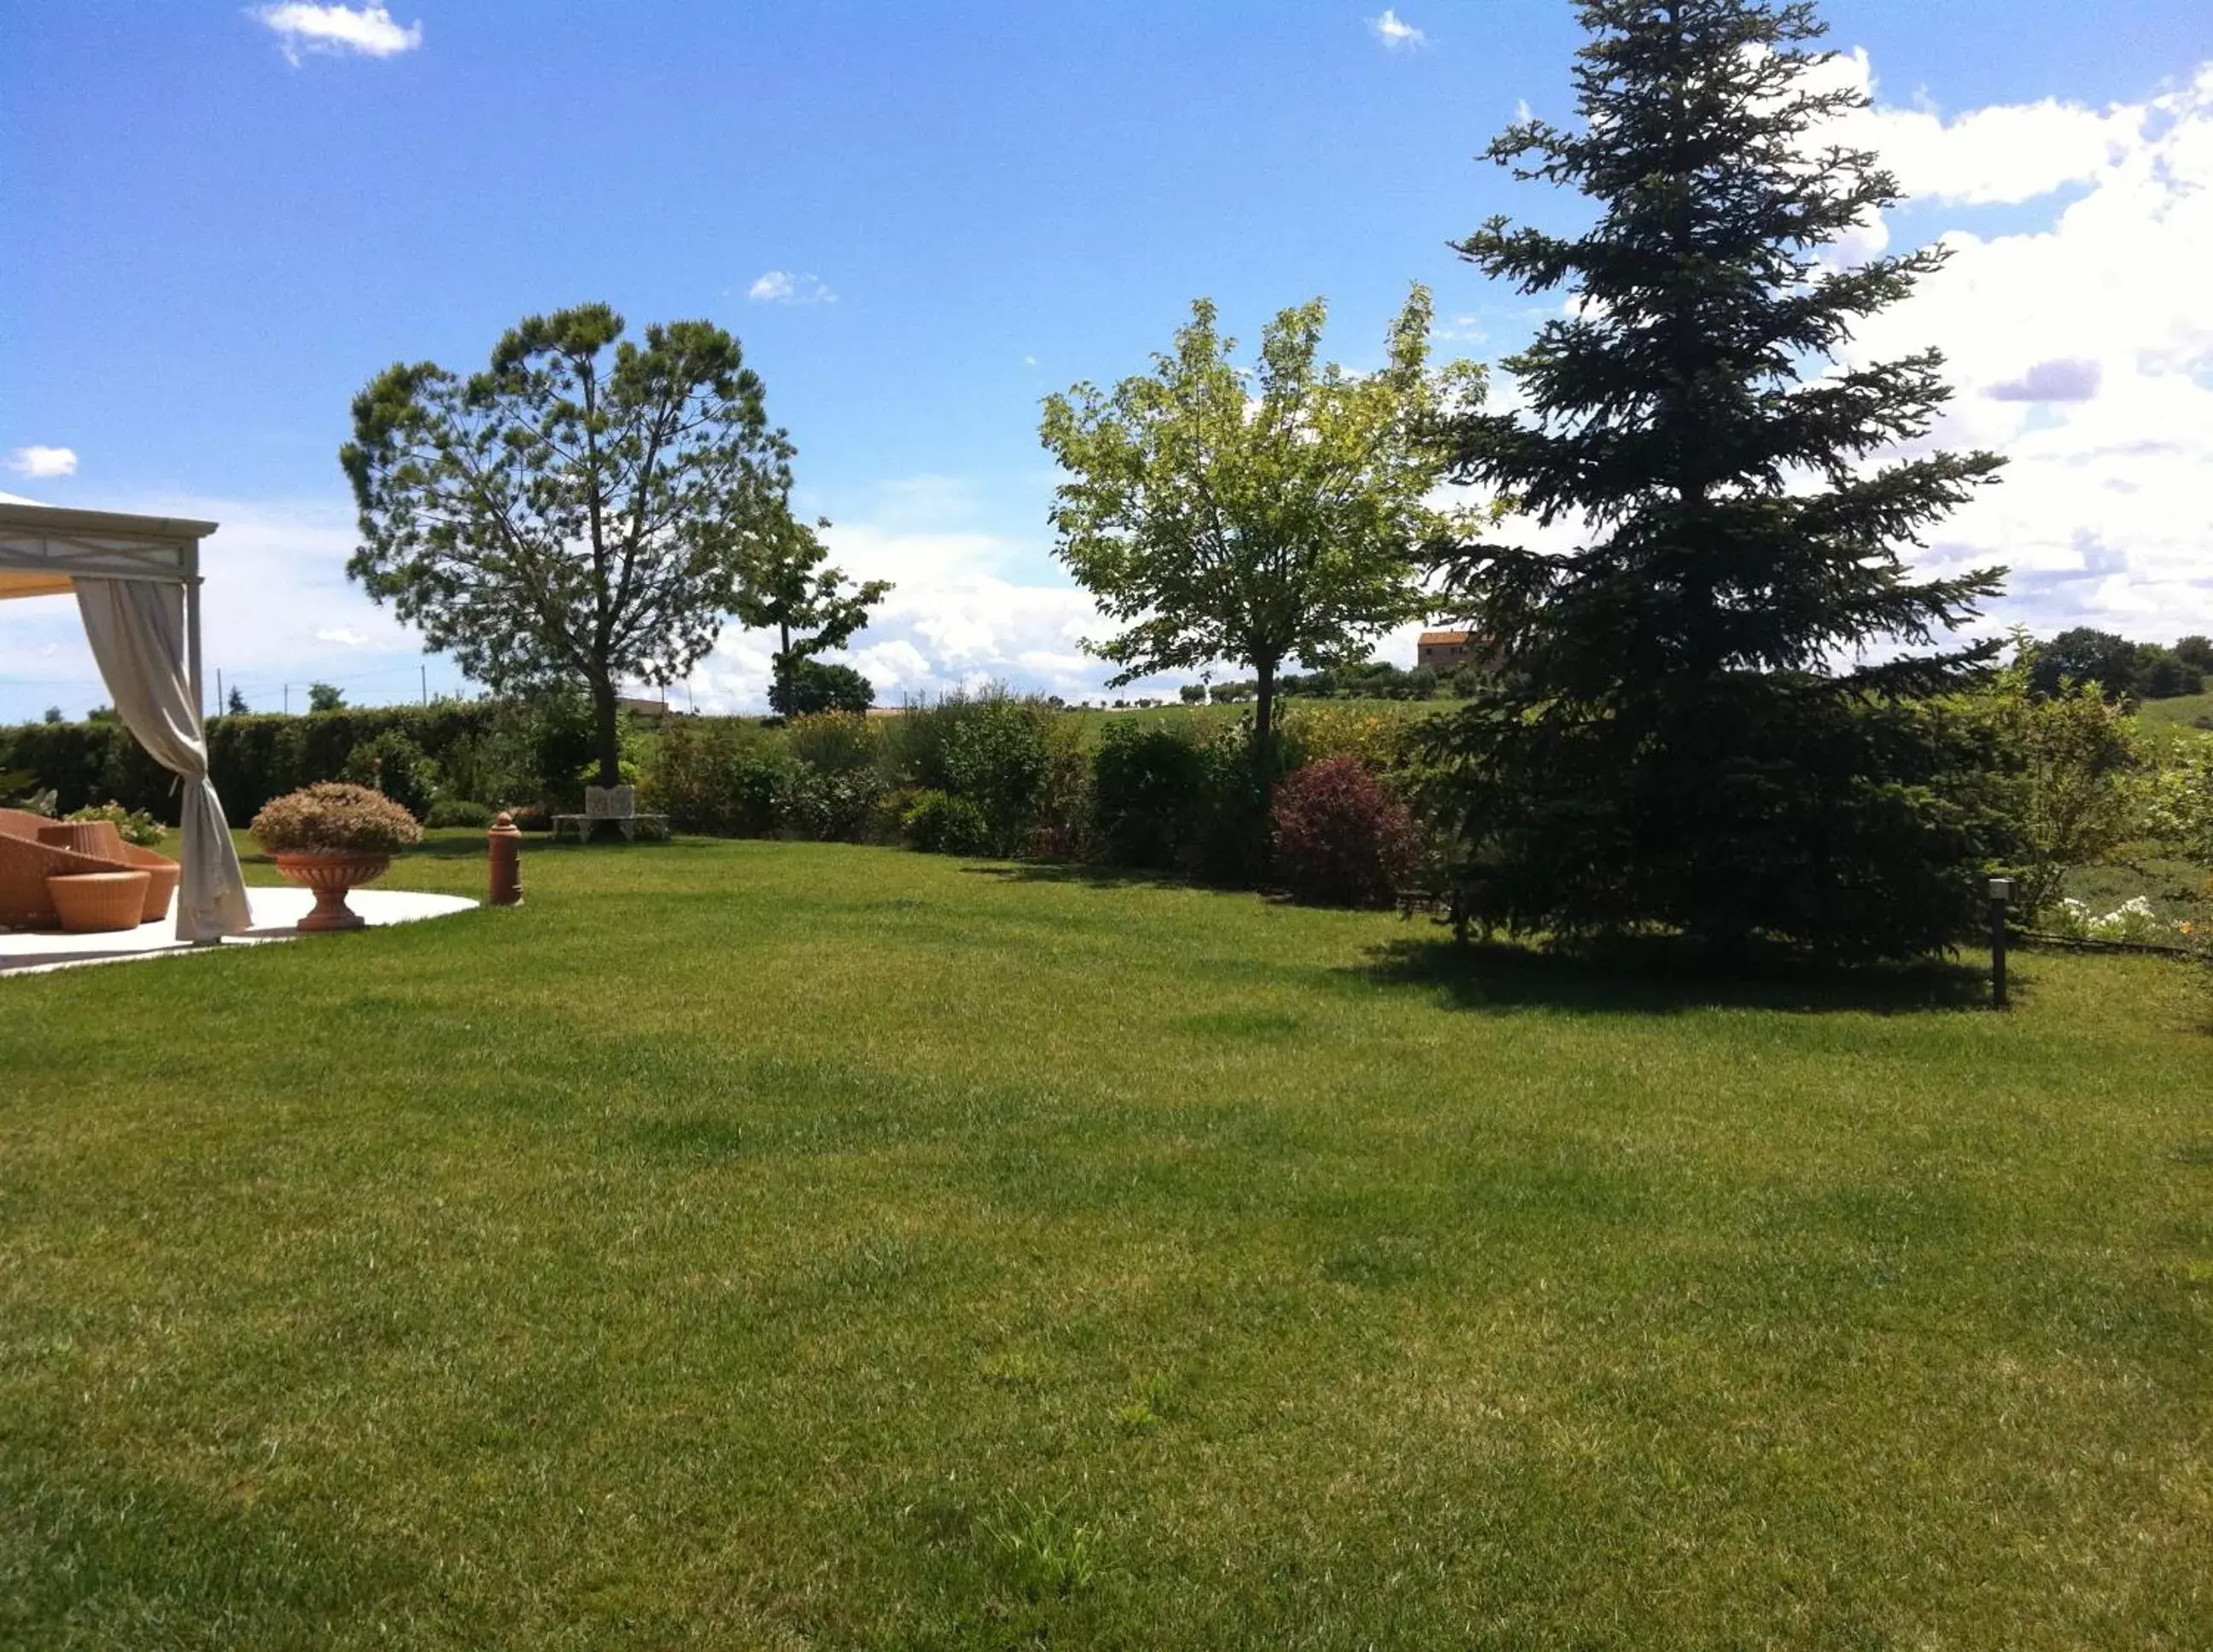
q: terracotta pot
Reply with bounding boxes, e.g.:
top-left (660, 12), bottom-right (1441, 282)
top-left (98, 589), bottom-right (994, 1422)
top-left (272, 850), bottom-right (391, 932)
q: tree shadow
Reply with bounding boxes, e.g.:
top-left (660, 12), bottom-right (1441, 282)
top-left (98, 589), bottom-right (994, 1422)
top-left (960, 861), bottom-right (1194, 892)
top-left (1348, 935), bottom-right (1995, 1018)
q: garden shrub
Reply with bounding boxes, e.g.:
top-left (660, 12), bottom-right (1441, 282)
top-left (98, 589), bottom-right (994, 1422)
top-left (722, 746), bottom-right (801, 837)
top-left (942, 697), bottom-right (1053, 856)
top-left (342, 730), bottom-right (441, 821)
top-left (1092, 722), bottom-right (1208, 869)
top-left (2142, 738), bottom-right (2213, 867)
top-left (1408, 683), bottom-right (2017, 960)
top-left (777, 762), bottom-right (885, 843)
top-left (425, 798), bottom-right (495, 829)
top-left (784, 711), bottom-right (879, 777)
top-left (1946, 664), bottom-right (2146, 920)
top-left (902, 789), bottom-right (992, 855)
top-left (878, 690), bottom-right (990, 796)
top-left (1030, 715), bottom-right (1093, 859)
top-left (1270, 756), bottom-right (1420, 907)
top-left (248, 782), bottom-right (423, 855)
top-left (1187, 720), bottom-right (1299, 886)
top-left (644, 718), bottom-right (768, 834)
top-left (1276, 703), bottom-right (1410, 773)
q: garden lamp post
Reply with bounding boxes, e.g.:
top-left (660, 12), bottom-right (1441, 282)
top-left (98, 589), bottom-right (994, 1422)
top-left (1988, 877), bottom-right (2016, 1009)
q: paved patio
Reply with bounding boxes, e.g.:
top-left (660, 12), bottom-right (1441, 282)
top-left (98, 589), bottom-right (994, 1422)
top-left (0, 887), bottom-right (478, 978)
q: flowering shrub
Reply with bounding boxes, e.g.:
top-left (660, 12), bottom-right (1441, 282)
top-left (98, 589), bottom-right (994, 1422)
top-left (1269, 756), bottom-right (1420, 908)
top-left (249, 782), bottom-right (423, 855)
top-left (65, 801), bottom-right (166, 848)
top-left (1278, 704), bottom-right (1410, 771)
top-left (2043, 896), bottom-right (2187, 946)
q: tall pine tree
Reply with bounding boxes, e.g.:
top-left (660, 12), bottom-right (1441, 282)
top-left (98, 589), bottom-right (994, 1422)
top-left (1418, 0), bottom-right (2008, 961)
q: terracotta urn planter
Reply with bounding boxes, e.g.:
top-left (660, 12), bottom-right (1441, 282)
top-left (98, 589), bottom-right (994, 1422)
top-left (273, 851), bottom-right (392, 932)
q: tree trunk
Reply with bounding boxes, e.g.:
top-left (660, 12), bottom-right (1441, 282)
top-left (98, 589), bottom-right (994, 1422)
top-left (1253, 657), bottom-right (1278, 758)
top-left (776, 620), bottom-right (793, 716)
top-left (591, 679), bottom-right (622, 789)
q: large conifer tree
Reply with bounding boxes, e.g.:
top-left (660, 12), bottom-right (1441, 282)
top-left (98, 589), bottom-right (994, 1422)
top-left (1419, 0), bottom-right (2008, 960)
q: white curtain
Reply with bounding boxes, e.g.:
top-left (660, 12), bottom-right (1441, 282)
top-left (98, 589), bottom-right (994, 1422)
top-left (75, 577), bottom-right (250, 942)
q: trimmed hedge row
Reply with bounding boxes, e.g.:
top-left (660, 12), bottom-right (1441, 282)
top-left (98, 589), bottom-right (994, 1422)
top-left (0, 700), bottom-right (571, 825)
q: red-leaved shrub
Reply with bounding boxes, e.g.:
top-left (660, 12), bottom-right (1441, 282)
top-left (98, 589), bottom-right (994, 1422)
top-left (1269, 757), bottom-right (1419, 908)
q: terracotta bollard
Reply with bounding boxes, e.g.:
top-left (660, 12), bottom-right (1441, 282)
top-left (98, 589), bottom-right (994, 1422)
top-left (488, 811), bottom-right (523, 908)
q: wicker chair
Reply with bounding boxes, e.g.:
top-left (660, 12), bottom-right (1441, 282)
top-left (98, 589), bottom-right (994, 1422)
top-left (0, 808), bottom-right (180, 928)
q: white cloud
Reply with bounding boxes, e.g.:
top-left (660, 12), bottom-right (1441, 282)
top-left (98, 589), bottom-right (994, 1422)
top-left (746, 270), bottom-right (836, 305)
top-left (682, 491), bottom-right (1118, 710)
top-left (1369, 9), bottom-right (1425, 51)
top-left (1819, 48), bottom-right (2148, 207)
top-left (6, 446), bottom-right (78, 479)
top-left (315, 626), bottom-right (371, 646)
top-left (254, 4), bottom-right (422, 66)
top-left (1819, 59), bottom-right (2213, 641)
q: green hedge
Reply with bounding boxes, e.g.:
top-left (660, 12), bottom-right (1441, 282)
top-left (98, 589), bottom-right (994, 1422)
top-left (3, 702), bottom-right (521, 825)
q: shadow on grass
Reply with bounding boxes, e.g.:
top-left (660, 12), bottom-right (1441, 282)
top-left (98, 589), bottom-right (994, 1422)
top-left (1349, 935), bottom-right (1994, 1018)
top-left (960, 861), bottom-right (1193, 892)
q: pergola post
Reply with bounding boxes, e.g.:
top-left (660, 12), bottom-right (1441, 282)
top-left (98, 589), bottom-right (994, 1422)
top-left (184, 538), bottom-right (205, 725)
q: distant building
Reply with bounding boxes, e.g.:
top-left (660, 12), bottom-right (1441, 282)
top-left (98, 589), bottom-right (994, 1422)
top-left (1417, 630), bottom-right (1478, 673)
top-left (617, 695), bottom-right (671, 720)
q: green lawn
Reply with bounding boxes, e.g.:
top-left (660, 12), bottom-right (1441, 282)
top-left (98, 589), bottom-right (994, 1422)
top-left (2138, 690), bottom-right (2213, 736)
top-left (3, 836), bottom-right (2209, 1649)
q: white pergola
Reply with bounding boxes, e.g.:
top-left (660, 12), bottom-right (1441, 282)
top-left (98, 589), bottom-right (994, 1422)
top-left (0, 494), bottom-right (251, 940)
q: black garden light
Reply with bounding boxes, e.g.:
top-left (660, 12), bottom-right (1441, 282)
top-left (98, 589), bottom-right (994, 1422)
top-left (1988, 877), bottom-right (2017, 1009)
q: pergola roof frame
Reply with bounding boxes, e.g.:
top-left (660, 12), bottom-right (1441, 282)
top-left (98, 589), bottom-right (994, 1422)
top-left (0, 497), bottom-right (219, 716)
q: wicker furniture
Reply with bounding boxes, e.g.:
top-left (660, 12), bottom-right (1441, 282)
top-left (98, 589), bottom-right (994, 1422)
top-left (34, 817), bottom-right (181, 923)
top-left (0, 808), bottom-right (179, 928)
top-left (46, 870), bottom-right (153, 934)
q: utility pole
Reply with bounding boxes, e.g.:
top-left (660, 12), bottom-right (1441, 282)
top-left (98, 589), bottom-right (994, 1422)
top-left (421, 663), bottom-right (429, 706)
top-left (215, 668), bottom-right (224, 717)
top-left (283, 683), bottom-right (289, 715)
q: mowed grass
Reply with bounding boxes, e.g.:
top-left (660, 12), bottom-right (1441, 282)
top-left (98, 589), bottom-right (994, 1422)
top-left (3, 835), bottom-right (2210, 1649)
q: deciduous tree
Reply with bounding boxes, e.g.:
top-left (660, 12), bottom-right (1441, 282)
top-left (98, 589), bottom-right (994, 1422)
top-left (1040, 289), bottom-right (1488, 755)
top-left (732, 518), bottom-right (890, 716)
top-left (342, 303), bottom-right (797, 785)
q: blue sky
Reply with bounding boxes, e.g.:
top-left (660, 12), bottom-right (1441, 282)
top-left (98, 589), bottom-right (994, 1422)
top-left (5, 1), bottom-right (2212, 718)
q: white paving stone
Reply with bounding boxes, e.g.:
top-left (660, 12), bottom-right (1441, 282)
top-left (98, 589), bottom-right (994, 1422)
top-left (0, 888), bottom-right (479, 978)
